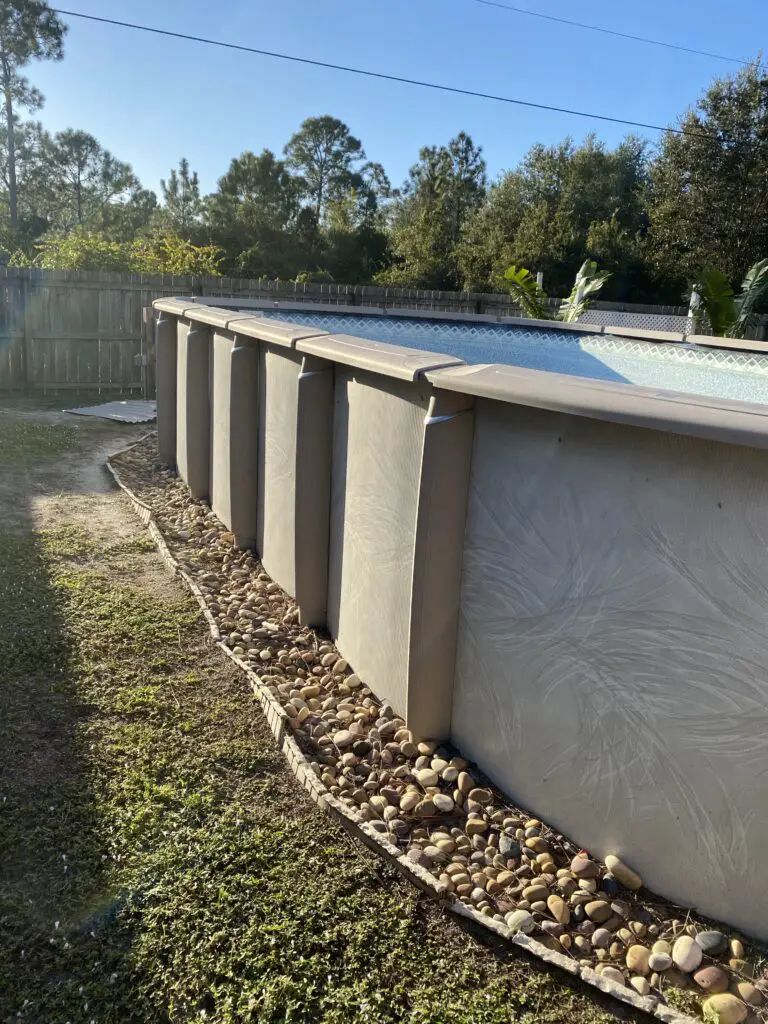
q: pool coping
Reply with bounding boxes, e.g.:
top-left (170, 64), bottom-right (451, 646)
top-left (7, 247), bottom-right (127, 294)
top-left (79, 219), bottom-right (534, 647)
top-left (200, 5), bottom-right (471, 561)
top-left (170, 294), bottom-right (768, 352)
top-left (154, 298), bottom-right (768, 451)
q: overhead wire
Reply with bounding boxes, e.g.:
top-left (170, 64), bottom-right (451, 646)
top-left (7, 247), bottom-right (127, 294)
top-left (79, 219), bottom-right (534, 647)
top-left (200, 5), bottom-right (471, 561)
top-left (471, 0), bottom-right (764, 71)
top-left (51, 8), bottom-right (715, 140)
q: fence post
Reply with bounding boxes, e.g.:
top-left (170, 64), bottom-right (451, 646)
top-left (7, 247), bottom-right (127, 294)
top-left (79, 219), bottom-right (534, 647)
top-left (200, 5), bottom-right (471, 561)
top-left (141, 307), bottom-right (153, 399)
top-left (20, 271), bottom-right (31, 395)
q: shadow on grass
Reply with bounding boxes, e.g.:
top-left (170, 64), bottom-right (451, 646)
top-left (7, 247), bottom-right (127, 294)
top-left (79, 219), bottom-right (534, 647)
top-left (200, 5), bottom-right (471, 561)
top-left (0, 481), bottom-right (157, 1021)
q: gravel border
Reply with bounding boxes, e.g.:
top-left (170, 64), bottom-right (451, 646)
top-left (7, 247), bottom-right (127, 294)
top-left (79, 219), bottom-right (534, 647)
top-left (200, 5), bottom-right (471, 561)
top-left (105, 436), bottom-right (702, 1024)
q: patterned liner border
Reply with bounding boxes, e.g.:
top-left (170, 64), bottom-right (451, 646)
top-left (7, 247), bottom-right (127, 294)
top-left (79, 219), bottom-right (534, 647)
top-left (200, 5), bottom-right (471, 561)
top-left (263, 311), bottom-right (768, 377)
top-left (105, 436), bottom-right (695, 1024)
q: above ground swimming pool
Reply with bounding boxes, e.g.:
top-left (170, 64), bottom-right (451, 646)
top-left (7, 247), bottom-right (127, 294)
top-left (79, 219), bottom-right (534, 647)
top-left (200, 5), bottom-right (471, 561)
top-left (262, 311), bottom-right (768, 405)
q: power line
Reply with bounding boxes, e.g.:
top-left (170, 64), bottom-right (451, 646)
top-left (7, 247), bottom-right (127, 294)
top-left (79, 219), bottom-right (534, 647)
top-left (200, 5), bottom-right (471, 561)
top-left (52, 7), bottom-right (710, 140)
top-left (471, 0), bottom-right (764, 70)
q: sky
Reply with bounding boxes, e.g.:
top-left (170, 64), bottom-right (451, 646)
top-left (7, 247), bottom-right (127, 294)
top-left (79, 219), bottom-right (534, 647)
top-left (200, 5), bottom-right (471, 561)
top-left (27, 0), bottom-right (768, 198)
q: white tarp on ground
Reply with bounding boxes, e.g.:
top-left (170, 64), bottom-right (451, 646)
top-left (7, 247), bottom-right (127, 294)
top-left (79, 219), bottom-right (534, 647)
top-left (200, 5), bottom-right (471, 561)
top-left (65, 400), bottom-right (156, 423)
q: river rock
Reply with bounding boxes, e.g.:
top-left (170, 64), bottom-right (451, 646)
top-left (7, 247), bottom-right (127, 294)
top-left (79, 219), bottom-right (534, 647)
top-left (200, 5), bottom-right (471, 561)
top-left (649, 952), bottom-right (672, 972)
top-left (506, 910), bottom-right (535, 934)
top-left (457, 771), bottom-right (475, 794)
top-left (547, 895), bottom-right (570, 925)
top-left (333, 729), bottom-right (354, 748)
top-left (585, 900), bottom-right (612, 923)
top-left (499, 835), bottom-right (521, 860)
top-left (591, 928), bottom-right (611, 949)
top-left (733, 960), bottom-right (757, 981)
top-left (540, 920), bottom-right (564, 938)
top-left (465, 819), bottom-right (487, 837)
top-left (407, 847), bottom-right (428, 868)
top-left (702, 994), bottom-right (748, 1024)
top-left (571, 855), bottom-right (600, 879)
top-left (416, 768), bottom-right (439, 787)
top-left (694, 966), bottom-right (730, 993)
top-left (599, 966), bottom-right (626, 986)
top-left (522, 883), bottom-right (549, 904)
top-left (604, 854), bottom-right (642, 891)
top-left (696, 930), bottom-right (728, 956)
top-left (733, 982), bottom-right (763, 1007)
top-left (629, 976), bottom-right (651, 996)
top-left (433, 793), bottom-right (454, 813)
top-left (400, 791), bottom-right (420, 812)
top-left (626, 945), bottom-right (651, 975)
top-left (468, 787), bottom-right (492, 805)
top-left (673, 935), bottom-right (703, 973)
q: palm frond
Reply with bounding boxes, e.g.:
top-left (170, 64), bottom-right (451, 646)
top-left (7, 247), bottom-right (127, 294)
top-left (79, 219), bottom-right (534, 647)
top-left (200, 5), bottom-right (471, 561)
top-left (559, 260), bottom-right (611, 322)
top-left (503, 265), bottom-right (551, 320)
top-left (694, 267), bottom-right (736, 338)
top-left (732, 258), bottom-right (768, 338)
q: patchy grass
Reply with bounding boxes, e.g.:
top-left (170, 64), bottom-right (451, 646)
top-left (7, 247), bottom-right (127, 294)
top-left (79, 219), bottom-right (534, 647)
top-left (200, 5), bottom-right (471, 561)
top-left (39, 524), bottom-right (96, 559)
top-left (0, 410), bottom-right (643, 1024)
top-left (102, 533), bottom-right (158, 559)
top-left (0, 417), bottom-right (78, 464)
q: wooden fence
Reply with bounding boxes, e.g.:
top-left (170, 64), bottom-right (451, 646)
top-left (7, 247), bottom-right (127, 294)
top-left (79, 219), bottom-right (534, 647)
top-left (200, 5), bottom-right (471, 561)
top-left (0, 267), bottom-right (764, 393)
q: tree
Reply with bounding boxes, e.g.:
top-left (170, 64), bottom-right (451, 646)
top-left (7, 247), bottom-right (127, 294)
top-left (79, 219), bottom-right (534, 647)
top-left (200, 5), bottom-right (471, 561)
top-left (284, 115), bottom-right (365, 220)
top-left (380, 132), bottom-right (486, 289)
top-left (0, 1), bottom-right (65, 229)
top-left (0, 117), bottom-right (52, 239)
top-left (160, 158), bottom-right (202, 237)
top-left (458, 135), bottom-right (648, 296)
top-left (99, 186), bottom-right (157, 242)
top-left (204, 149), bottom-right (310, 277)
top-left (49, 129), bottom-right (135, 228)
top-left (646, 61), bottom-right (768, 295)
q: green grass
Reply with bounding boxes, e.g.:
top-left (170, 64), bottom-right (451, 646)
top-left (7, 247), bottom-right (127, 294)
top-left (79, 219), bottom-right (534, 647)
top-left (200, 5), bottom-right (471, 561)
top-left (0, 410), bottom-right (641, 1024)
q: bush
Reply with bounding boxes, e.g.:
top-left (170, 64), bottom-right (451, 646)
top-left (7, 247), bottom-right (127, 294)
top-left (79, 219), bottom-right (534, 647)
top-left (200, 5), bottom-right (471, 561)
top-left (11, 229), bottom-right (223, 275)
top-left (295, 269), bottom-right (334, 284)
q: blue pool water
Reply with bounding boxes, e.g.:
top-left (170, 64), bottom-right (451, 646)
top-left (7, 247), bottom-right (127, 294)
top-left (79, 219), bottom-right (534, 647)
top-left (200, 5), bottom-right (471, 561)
top-left (262, 311), bottom-right (768, 406)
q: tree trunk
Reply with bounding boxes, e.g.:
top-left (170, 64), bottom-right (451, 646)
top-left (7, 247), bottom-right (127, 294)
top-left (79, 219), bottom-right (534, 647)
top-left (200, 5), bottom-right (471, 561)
top-left (3, 76), bottom-right (17, 230)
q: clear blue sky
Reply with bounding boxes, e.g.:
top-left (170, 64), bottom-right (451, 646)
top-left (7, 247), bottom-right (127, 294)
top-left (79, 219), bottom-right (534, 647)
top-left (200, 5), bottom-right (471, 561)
top-left (30, 0), bottom-right (768, 197)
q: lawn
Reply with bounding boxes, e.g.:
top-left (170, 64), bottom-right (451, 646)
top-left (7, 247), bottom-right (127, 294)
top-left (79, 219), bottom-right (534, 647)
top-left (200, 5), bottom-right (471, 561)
top-left (0, 405), bottom-right (647, 1024)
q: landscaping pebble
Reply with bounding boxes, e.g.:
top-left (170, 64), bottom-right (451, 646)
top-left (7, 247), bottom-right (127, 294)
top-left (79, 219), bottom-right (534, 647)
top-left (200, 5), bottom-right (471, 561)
top-left (694, 967), bottom-right (730, 994)
top-left (110, 437), bottom-right (768, 1024)
top-left (505, 910), bottom-right (535, 934)
top-left (673, 935), bottom-right (704, 973)
top-left (649, 952), bottom-right (673, 973)
top-left (702, 994), bottom-right (748, 1024)
top-left (626, 945), bottom-right (651, 975)
top-left (697, 931), bottom-right (729, 957)
top-left (604, 854), bottom-right (642, 891)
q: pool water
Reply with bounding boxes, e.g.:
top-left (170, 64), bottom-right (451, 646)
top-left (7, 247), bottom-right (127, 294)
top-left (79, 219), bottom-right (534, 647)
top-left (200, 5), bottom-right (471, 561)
top-left (262, 311), bottom-right (768, 405)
